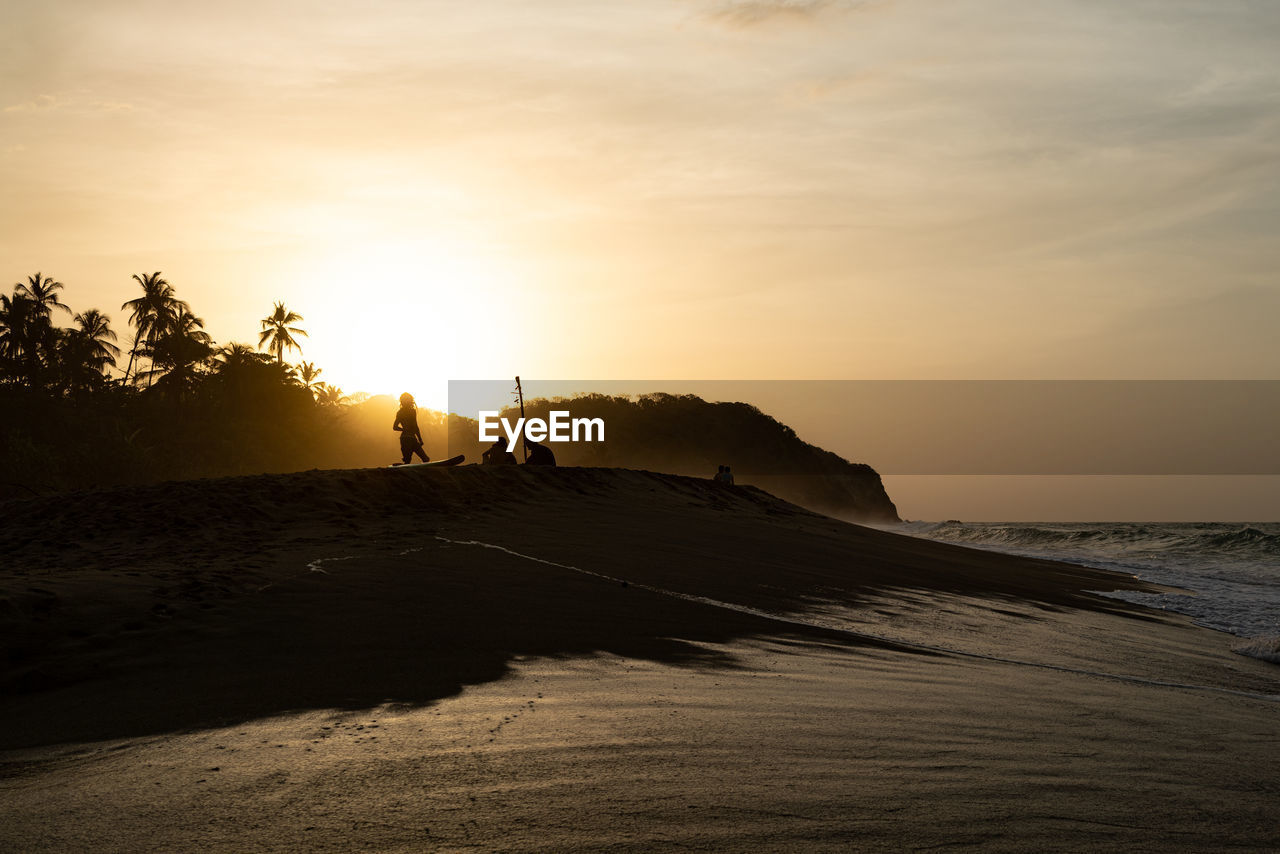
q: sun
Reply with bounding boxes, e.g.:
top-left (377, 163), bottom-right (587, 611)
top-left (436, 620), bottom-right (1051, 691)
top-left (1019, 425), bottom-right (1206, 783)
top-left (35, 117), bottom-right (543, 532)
top-left (290, 235), bottom-right (523, 410)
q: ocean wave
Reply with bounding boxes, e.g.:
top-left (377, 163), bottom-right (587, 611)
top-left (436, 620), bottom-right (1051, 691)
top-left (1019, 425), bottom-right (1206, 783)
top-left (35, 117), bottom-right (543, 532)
top-left (897, 520), bottom-right (1280, 639)
top-left (904, 521), bottom-right (1280, 564)
top-left (1201, 526), bottom-right (1280, 553)
top-left (1233, 636), bottom-right (1280, 665)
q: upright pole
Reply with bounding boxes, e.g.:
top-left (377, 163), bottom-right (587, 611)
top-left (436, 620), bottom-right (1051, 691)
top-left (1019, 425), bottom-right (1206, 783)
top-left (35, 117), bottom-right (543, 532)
top-left (515, 376), bottom-right (528, 462)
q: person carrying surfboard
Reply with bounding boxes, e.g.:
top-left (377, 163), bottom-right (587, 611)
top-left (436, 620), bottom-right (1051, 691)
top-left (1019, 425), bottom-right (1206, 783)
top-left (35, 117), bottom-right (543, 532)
top-left (393, 392), bottom-right (430, 465)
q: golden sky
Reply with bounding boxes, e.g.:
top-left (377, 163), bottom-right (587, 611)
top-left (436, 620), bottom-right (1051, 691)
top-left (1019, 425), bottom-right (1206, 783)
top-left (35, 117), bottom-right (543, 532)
top-left (4, 0), bottom-right (1279, 401)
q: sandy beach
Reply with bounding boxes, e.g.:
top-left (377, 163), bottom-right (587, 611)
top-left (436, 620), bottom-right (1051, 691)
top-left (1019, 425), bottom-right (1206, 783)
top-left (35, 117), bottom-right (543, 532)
top-left (3, 466), bottom-right (1278, 851)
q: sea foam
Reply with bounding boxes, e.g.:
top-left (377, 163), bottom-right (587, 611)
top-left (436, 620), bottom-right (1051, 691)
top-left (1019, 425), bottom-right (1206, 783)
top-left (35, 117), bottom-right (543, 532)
top-left (895, 521), bottom-right (1280, 641)
top-left (1233, 636), bottom-right (1280, 665)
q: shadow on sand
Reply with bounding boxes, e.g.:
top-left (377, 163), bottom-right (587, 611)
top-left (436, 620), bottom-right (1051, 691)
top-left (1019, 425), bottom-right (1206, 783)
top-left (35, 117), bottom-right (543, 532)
top-left (1, 466), bottom-right (1152, 750)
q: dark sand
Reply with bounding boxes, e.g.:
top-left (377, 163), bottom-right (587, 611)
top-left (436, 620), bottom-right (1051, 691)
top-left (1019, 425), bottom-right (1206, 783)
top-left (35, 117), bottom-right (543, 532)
top-left (2, 466), bottom-right (1278, 851)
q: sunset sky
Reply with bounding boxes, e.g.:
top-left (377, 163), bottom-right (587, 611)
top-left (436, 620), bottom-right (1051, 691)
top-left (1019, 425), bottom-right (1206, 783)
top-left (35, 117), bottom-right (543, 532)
top-left (4, 1), bottom-right (1278, 517)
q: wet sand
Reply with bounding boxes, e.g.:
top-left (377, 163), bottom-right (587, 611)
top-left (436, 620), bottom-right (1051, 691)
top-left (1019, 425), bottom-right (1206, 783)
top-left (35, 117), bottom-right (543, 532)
top-left (2, 466), bottom-right (1278, 851)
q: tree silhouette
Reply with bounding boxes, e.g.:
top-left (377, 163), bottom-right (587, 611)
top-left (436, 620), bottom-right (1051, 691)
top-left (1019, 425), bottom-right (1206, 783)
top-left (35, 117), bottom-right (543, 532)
top-left (1, 269), bottom-right (381, 494)
top-left (0, 291), bottom-right (37, 383)
top-left (314, 382), bottom-right (348, 407)
top-left (1, 274), bottom-right (70, 386)
top-left (258, 302), bottom-right (306, 365)
top-left (213, 342), bottom-right (264, 372)
top-left (16, 272), bottom-right (69, 320)
top-left (52, 309), bottom-right (122, 392)
top-left (295, 361), bottom-right (323, 396)
top-left (137, 308), bottom-right (213, 398)
top-left (72, 309), bottom-right (121, 369)
top-left (121, 273), bottom-right (187, 386)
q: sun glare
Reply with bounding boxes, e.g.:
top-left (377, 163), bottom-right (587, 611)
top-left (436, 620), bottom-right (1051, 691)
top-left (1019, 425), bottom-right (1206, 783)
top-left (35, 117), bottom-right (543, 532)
top-left (294, 236), bottom-right (523, 409)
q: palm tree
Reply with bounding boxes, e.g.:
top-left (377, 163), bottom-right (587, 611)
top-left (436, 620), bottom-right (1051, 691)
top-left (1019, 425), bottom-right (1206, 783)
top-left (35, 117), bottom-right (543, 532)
top-left (121, 272), bottom-right (187, 385)
top-left (0, 295), bottom-right (29, 386)
top-left (258, 301), bottom-right (306, 364)
top-left (56, 317), bottom-right (119, 394)
top-left (138, 308), bottom-right (213, 397)
top-left (295, 361), bottom-right (322, 395)
top-left (16, 272), bottom-right (69, 320)
top-left (213, 342), bottom-right (262, 372)
top-left (211, 342), bottom-right (284, 408)
top-left (57, 309), bottom-right (122, 391)
top-left (72, 309), bottom-right (121, 370)
top-left (168, 308), bottom-right (212, 344)
top-left (0, 291), bottom-right (36, 382)
top-left (3, 275), bottom-right (71, 387)
top-left (314, 382), bottom-right (348, 407)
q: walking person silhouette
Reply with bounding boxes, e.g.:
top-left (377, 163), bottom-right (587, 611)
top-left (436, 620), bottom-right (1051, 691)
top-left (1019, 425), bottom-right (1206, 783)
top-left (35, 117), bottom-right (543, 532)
top-left (393, 392), bottom-right (430, 465)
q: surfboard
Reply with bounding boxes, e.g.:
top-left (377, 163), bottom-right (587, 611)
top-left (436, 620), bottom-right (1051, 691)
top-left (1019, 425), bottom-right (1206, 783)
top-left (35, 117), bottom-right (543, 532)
top-left (387, 454), bottom-right (465, 469)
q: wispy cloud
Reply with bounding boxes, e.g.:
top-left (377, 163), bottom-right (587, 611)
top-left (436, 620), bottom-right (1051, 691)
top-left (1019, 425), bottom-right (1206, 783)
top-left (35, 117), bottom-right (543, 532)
top-left (4, 93), bottom-right (58, 113)
top-left (699, 0), bottom-right (889, 29)
top-left (3, 93), bottom-right (134, 114)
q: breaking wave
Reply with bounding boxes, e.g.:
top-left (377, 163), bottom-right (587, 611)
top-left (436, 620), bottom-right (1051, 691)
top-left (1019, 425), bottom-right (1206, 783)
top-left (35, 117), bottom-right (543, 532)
top-left (894, 521), bottom-right (1280, 644)
top-left (903, 521), bottom-right (1280, 563)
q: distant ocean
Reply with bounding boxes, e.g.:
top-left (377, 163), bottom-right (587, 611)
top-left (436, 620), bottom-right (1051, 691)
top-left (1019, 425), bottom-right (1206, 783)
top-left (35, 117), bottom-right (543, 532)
top-left (895, 521), bottom-right (1280, 664)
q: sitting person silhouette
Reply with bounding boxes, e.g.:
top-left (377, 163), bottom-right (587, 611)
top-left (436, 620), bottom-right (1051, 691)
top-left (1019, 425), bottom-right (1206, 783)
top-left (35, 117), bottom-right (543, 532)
top-left (392, 392), bottom-right (430, 465)
top-left (524, 439), bottom-right (556, 466)
top-left (713, 465), bottom-right (727, 483)
top-left (723, 465), bottom-right (735, 485)
top-left (482, 436), bottom-right (518, 465)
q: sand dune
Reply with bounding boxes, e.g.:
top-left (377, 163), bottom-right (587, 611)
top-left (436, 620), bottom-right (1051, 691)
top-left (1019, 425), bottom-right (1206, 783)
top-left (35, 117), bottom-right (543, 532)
top-left (2, 466), bottom-right (1278, 851)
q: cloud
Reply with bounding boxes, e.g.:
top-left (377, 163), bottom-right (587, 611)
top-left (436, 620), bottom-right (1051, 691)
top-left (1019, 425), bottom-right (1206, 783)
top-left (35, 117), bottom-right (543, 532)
top-left (3, 93), bottom-right (134, 114)
top-left (699, 0), bottom-right (889, 29)
top-left (3, 93), bottom-right (58, 113)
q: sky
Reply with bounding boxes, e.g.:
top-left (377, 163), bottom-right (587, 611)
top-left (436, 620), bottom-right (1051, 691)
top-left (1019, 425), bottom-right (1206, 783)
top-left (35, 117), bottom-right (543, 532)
top-left (4, 0), bottom-right (1278, 518)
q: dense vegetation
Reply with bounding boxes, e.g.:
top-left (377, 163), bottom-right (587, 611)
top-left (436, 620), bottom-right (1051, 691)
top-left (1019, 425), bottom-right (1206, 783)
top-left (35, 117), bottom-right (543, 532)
top-left (0, 271), bottom-right (357, 496)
